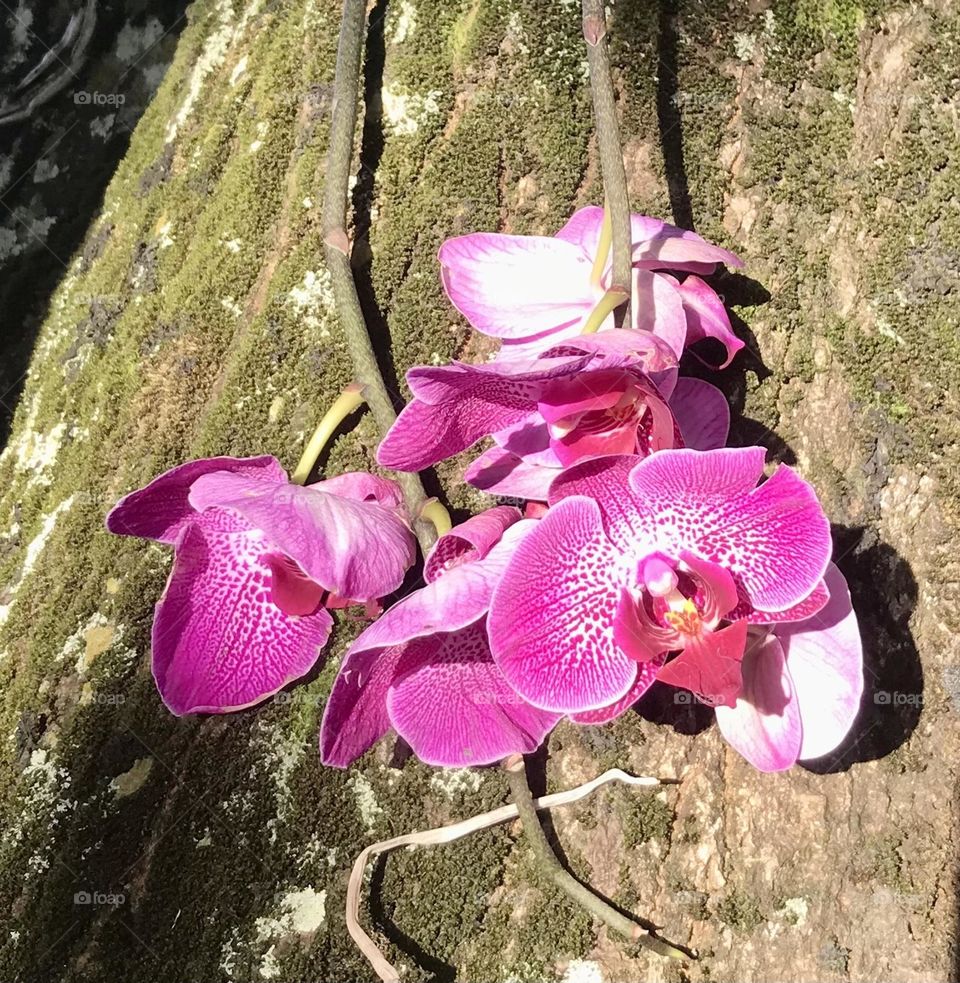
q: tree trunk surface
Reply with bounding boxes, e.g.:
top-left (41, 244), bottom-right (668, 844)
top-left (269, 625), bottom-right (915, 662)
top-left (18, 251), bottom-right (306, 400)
top-left (1, 2), bottom-right (958, 981)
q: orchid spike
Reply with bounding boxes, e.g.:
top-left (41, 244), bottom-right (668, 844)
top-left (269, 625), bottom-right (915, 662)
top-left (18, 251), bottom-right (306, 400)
top-left (487, 449), bottom-right (835, 731)
top-left (439, 205), bottom-right (744, 365)
top-left (320, 508), bottom-right (560, 768)
top-left (106, 457), bottom-right (415, 715)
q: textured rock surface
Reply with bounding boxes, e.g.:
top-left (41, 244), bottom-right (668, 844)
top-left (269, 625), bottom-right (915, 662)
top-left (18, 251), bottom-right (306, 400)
top-left (0, 1), bottom-right (958, 981)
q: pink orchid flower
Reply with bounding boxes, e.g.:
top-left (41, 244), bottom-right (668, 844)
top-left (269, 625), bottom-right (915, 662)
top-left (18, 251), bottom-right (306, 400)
top-left (320, 507), bottom-right (560, 768)
top-left (378, 329), bottom-right (730, 500)
top-left (106, 456), bottom-right (415, 715)
top-left (439, 205), bottom-right (744, 366)
top-left (487, 450), bottom-right (843, 761)
top-left (714, 562), bottom-right (863, 771)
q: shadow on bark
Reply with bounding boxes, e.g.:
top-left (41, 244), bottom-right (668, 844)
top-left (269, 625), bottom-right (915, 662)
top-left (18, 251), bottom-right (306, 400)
top-left (0, 0), bottom-right (191, 449)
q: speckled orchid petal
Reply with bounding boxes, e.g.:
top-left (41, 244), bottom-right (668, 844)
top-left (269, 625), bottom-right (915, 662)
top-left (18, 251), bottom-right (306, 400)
top-left (464, 446), bottom-right (556, 500)
top-left (548, 454), bottom-right (651, 553)
top-left (569, 655), bottom-right (665, 724)
top-left (668, 377), bottom-right (730, 451)
top-left (627, 449), bottom-right (832, 611)
top-left (386, 619), bottom-right (561, 767)
top-left (678, 275), bottom-right (745, 368)
top-left (153, 523), bottom-right (333, 715)
top-left (424, 506), bottom-right (522, 583)
top-left (729, 578), bottom-right (830, 625)
top-left (714, 633), bottom-right (803, 771)
top-left (781, 563), bottom-right (864, 762)
top-left (488, 496), bottom-right (636, 713)
top-left (320, 638), bottom-right (413, 767)
top-left (106, 455), bottom-right (286, 543)
top-left (439, 232), bottom-right (598, 338)
top-left (188, 472), bottom-right (415, 601)
top-left (377, 355), bottom-right (591, 471)
top-left (632, 270), bottom-right (688, 360)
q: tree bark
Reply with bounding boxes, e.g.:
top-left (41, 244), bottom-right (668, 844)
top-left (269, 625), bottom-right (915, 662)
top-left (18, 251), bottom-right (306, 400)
top-left (0, 2), bottom-right (957, 981)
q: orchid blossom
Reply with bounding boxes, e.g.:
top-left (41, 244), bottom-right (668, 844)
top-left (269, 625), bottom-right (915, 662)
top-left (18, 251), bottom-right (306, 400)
top-left (487, 450), bottom-right (840, 743)
top-left (439, 205), bottom-right (744, 366)
top-left (378, 329), bottom-right (730, 500)
top-left (714, 562), bottom-right (863, 771)
top-left (321, 507), bottom-right (559, 767)
top-left (106, 456), bottom-right (415, 714)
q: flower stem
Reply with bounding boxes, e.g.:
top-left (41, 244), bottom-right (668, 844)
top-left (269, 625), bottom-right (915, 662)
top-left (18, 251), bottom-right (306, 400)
top-left (322, 0), bottom-right (436, 554)
top-left (503, 754), bottom-right (688, 961)
top-left (291, 384), bottom-right (366, 485)
top-left (589, 205), bottom-right (613, 287)
top-left (581, 286), bottom-right (631, 335)
top-left (582, 0), bottom-right (632, 323)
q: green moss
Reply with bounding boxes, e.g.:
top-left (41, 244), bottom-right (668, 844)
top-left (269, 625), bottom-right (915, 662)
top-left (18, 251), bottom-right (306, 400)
top-left (620, 793), bottom-right (674, 849)
top-left (715, 891), bottom-right (764, 933)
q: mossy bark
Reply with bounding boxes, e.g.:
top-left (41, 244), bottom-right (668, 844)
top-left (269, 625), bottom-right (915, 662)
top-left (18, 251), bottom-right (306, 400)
top-left (1, 1), bottom-right (958, 981)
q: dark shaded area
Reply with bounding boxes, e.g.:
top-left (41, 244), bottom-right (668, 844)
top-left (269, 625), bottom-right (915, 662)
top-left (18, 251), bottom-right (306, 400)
top-left (0, 0), bottom-right (190, 448)
top-left (656, 0), bottom-right (694, 231)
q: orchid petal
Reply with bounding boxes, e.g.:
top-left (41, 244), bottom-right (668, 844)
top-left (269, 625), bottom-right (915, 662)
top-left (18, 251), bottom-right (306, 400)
top-left (654, 618), bottom-right (749, 708)
top-left (632, 270), bottom-right (688, 360)
top-left (780, 563), bottom-right (864, 762)
top-left (386, 620), bottom-right (560, 767)
top-left (354, 520), bottom-right (535, 651)
top-left (678, 275), bottom-right (744, 368)
top-left (424, 506), bottom-right (521, 583)
top-left (464, 446), bottom-right (556, 500)
top-left (106, 455), bottom-right (286, 543)
top-left (488, 496), bottom-right (635, 713)
top-left (319, 640), bottom-right (413, 767)
top-left (152, 524), bottom-right (332, 715)
top-left (627, 449), bottom-right (831, 611)
top-left (569, 655), bottom-right (665, 724)
top-left (189, 473), bottom-right (415, 600)
top-left (714, 633), bottom-right (803, 771)
top-left (669, 377), bottom-right (730, 451)
top-left (439, 232), bottom-right (597, 338)
top-left (264, 553), bottom-right (325, 616)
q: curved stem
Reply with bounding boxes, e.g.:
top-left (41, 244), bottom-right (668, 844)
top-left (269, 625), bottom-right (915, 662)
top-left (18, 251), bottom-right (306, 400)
top-left (291, 384), bottom-right (366, 485)
top-left (503, 755), bottom-right (687, 961)
top-left (323, 0), bottom-right (436, 553)
top-left (582, 0), bottom-right (632, 324)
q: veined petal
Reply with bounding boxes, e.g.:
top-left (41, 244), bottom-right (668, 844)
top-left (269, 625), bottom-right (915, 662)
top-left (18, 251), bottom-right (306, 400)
top-left (424, 506), bottom-right (521, 583)
top-left (714, 633), bottom-right (803, 772)
top-left (548, 454), bottom-right (652, 554)
top-left (387, 619), bottom-right (560, 767)
top-left (779, 563), bottom-right (864, 762)
top-left (465, 446), bottom-right (556, 501)
top-left (488, 496), bottom-right (635, 713)
top-left (569, 655), bottom-right (665, 724)
top-left (152, 524), bottom-right (332, 715)
top-left (439, 232), bottom-right (597, 338)
top-left (678, 275), bottom-right (744, 368)
top-left (669, 377), bottom-right (731, 451)
top-left (354, 520), bottom-right (536, 650)
top-left (189, 473), bottom-right (415, 601)
top-left (627, 449), bottom-right (831, 611)
top-left (319, 638), bottom-right (419, 768)
top-left (632, 270), bottom-right (688, 360)
top-left (106, 455), bottom-right (286, 543)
